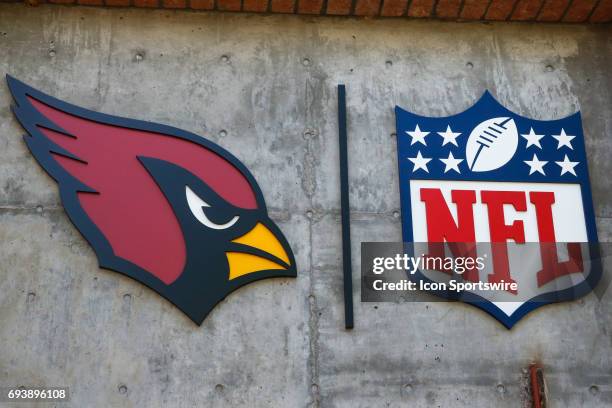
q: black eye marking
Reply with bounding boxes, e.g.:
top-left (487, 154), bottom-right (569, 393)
top-left (186, 186), bottom-right (239, 230)
top-left (201, 205), bottom-right (238, 227)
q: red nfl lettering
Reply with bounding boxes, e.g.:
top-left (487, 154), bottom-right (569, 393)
top-left (420, 187), bottom-right (584, 292)
top-left (419, 188), bottom-right (479, 282)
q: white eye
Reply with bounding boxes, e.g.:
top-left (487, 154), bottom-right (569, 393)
top-left (185, 186), bottom-right (239, 230)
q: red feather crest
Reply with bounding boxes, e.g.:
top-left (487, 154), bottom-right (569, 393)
top-left (9, 77), bottom-right (260, 285)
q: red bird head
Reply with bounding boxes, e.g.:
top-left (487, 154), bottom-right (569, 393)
top-left (7, 75), bottom-right (296, 324)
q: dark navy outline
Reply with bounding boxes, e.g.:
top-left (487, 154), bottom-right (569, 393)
top-left (395, 91), bottom-right (601, 329)
top-left (6, 75), bottom-right (297, 325)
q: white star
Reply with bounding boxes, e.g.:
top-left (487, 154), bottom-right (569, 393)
top-left (408, 151), bottom-right (431, 173)
top-left (552, 129), bottom-right (575, 150)
top-left (437, 125), bottom-right (461, 147)
top-left (406, 125), bottom-right (429, 146)
top-left (555, 154), bottom-right (579, 176)
top-left (524, 153), bottom-right (548, 175)
top-left (439, 151), bottom-right (463, 174)
top-left (521, 127), bottom-right (545, 149)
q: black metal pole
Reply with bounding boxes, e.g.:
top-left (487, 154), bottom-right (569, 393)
top-left (338, 84), bottom-right (354, 329)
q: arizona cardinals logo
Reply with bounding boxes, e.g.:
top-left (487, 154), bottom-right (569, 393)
top-left (7, 76), bottom-right (296, 324)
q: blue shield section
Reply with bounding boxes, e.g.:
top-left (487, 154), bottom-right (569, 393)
top-left (395, 91), bottom-right (600, 328)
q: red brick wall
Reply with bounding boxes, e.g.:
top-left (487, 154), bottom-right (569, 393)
top-left (7, 0), bottom-right (611, 22)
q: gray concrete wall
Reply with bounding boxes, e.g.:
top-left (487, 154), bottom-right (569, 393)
top-left (0, 5), bottom-right (610, 407)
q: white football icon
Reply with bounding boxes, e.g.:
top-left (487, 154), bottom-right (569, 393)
top-left (465, 117), bottom-right (518, 172)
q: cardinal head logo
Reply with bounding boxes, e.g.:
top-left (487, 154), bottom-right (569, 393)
top-left (7, 76), bottom-right (296, 324)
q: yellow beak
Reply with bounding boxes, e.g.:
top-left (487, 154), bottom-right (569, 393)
top-left (226, 222), bottom-right (291, 280)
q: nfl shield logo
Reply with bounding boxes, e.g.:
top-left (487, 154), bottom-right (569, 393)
top-left (395, 91), bottom-right (601, 328)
